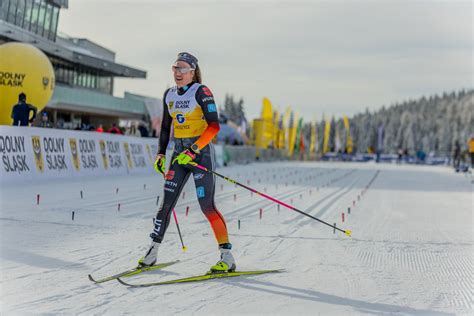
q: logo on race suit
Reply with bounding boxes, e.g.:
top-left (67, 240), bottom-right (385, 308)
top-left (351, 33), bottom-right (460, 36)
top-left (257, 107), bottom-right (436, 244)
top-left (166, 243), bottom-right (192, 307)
top-left (69, 138), bottom-right (80, 171)
top-left (175, 100), bottom-right (190, 109)
top-left (168, 101), bottom-right (174, 109)
top-left (123, 142), bottom-right (132, 169)
top-left (146, 144), bottom-right (153, 164)
top-left (176, 113), bottom-right (185, 124)
top-left (153, 218), bottom-right (162, 234)
top-left (165, 170), bottom-right (175, 180)
top-left (193, 173), bottom-right (204, 180)
top-left (196, 186), bottom-right (205, 198)
top-left (202, 87), bottom-right (212, 96)
top-left (31, 136), bottom-right (44, 173)
top-left (202, 96), bottom-right (214, 102)
top-left (165, 180), bottom-right (178, 188)
top-left (207, 103), bottom-right (217, 113)
top-left (99, 140), bottom-right (108, 169)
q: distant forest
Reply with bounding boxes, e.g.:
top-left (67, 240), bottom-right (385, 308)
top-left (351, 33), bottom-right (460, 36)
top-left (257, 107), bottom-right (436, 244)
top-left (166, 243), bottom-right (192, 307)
top-left (309, 90), bottom-right (473, 155)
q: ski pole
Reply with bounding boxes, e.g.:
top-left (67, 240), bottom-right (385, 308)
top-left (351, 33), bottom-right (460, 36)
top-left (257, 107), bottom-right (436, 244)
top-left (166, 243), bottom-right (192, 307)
top-left (188, 162), bottom-right (352, 237)
top-left (172, 208), bottom-right (187, 252)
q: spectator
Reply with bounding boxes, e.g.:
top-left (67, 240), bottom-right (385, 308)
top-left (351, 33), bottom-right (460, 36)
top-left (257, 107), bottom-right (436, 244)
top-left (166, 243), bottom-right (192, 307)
top-left (108, 123), bottom-right (123, 134)
top-left (397, 148), bottom-right (403, 164)
top-left (37, 112), bottom-right (53, 128)
top-left (126, 123), bottom-right (141, 137)
top-left (11, 93), bottom-right (37, 126)
top-left (96, 124), bottom-right (104, 132)
top-left (453, 140), bottom-right (461, 170)
top-left (56, 118), bottom-right (65, 129)
top-left (138, 123), bottom-right (149, 137)
top-left (416, 150), bottom-right (426, 164)
top-left (403, 148), bottom-right (409, 162)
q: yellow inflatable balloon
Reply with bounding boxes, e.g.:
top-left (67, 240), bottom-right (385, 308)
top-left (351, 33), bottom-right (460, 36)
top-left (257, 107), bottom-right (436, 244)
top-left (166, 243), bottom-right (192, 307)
top-left (0, 42), bottom-right (55, 125)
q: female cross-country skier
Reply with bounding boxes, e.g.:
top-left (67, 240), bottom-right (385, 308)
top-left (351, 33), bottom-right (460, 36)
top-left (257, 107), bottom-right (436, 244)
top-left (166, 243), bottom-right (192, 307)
top-left (138, 52), bottom-right (236, 273)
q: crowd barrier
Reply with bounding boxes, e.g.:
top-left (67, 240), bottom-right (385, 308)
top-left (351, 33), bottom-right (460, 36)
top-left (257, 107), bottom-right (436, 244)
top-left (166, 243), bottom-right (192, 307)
top-left (0, 126), bottom-right (164, 184)
top-left (0, 126), bottom-right (234, 184)
top-left (1, 126), bottom-right (297, 185)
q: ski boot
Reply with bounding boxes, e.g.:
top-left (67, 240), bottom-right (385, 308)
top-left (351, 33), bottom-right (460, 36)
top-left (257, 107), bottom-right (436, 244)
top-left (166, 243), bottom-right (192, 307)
top-left (138, 241), bottom-right (160, 268)
top-left (209, 243), bottom-right (236, 274)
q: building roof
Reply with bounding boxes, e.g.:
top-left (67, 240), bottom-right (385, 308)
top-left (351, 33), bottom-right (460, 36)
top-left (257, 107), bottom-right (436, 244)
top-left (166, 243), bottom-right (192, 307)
top-left (49, 85), bottom-right (147, 119)
top-left (50, 0), bottom-right (69, 8)
top-left (0, 20), bottom-right (146, 78)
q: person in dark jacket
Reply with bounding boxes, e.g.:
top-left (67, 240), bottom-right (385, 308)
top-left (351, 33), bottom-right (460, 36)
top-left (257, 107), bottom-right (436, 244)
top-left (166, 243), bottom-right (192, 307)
top-left (453, 140), bottom-right (461, 170)
top-left (37, 112), bottom-right (53, 128)
top-left (11, 93), bottom-right (37, 126)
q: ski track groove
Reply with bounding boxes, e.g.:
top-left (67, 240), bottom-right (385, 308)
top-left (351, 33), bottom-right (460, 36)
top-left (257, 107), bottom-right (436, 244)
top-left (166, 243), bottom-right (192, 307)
top-left (285, 169), bottom-right (359, 225)
top-left (2, 163), bottom-right (472, 315)
top-left (355, 243), bottom-right (473, 311)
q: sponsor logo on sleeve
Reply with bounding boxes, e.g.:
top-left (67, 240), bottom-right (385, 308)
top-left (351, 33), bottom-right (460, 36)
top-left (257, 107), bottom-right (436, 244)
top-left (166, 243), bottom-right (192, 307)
top-left (207, 103), bottom-right (217, 113)
top-left (202, 87), bottom-right (212, 96)
top-left (202, 96), bottom-right (214, 102)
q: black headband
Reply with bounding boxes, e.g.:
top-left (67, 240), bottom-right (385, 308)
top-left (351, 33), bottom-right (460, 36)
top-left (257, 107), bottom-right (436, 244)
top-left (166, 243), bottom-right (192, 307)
top-left (176, 52), bottom-right (198, 69)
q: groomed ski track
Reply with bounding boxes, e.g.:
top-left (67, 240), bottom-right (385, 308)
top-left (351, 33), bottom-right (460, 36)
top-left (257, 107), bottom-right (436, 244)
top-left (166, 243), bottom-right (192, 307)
top-left (0, 162), bottom-right (472, 315)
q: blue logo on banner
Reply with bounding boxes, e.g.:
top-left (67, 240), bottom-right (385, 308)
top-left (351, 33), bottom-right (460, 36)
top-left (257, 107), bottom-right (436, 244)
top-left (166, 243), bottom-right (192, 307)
top-left (207, 103), bottom-right (217, 113)
top-left (196, 186), bottom-right (205, 198)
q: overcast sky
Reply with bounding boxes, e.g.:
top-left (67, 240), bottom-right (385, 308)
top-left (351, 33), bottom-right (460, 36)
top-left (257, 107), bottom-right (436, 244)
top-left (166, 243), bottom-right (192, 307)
top-left (58, 0), bottom-right (473, 121)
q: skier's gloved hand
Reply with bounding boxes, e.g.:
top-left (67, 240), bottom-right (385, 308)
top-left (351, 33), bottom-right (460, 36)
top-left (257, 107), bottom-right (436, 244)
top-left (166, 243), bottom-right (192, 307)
top-left (172, 149), bottom-right (196, 166)
top-left (154, 154), bottom-right (166, 175)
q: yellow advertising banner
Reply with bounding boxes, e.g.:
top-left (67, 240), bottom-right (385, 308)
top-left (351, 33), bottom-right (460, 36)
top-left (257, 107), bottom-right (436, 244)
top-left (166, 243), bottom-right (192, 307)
top-left (323, 118), bottom-right (331, 154)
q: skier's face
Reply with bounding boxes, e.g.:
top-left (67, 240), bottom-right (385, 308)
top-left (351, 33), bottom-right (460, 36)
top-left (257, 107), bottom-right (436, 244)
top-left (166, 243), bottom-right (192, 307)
top-left (172, 61), bottom-right (195, 87)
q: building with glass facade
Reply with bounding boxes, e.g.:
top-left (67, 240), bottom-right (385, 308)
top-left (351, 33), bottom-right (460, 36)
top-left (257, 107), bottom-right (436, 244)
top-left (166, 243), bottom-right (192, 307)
top-left (0, 0), bottom-right (157, 133)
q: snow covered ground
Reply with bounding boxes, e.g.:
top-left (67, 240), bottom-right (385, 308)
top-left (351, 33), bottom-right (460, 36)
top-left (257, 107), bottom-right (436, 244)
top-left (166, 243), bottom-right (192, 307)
top-left (1, 161), bottom-right (472, 315)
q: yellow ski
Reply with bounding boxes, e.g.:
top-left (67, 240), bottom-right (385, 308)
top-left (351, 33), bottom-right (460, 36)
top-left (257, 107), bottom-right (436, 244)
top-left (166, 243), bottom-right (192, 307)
top-left (88, 260), bottom-right (179, 284)
top-left (117, 269), bottom-right (284, 287)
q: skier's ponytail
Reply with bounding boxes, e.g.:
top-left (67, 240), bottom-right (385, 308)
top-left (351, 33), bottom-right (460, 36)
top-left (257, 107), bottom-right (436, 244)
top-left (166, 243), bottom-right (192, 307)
top-left (193, 65), bottom-right (202, 84)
